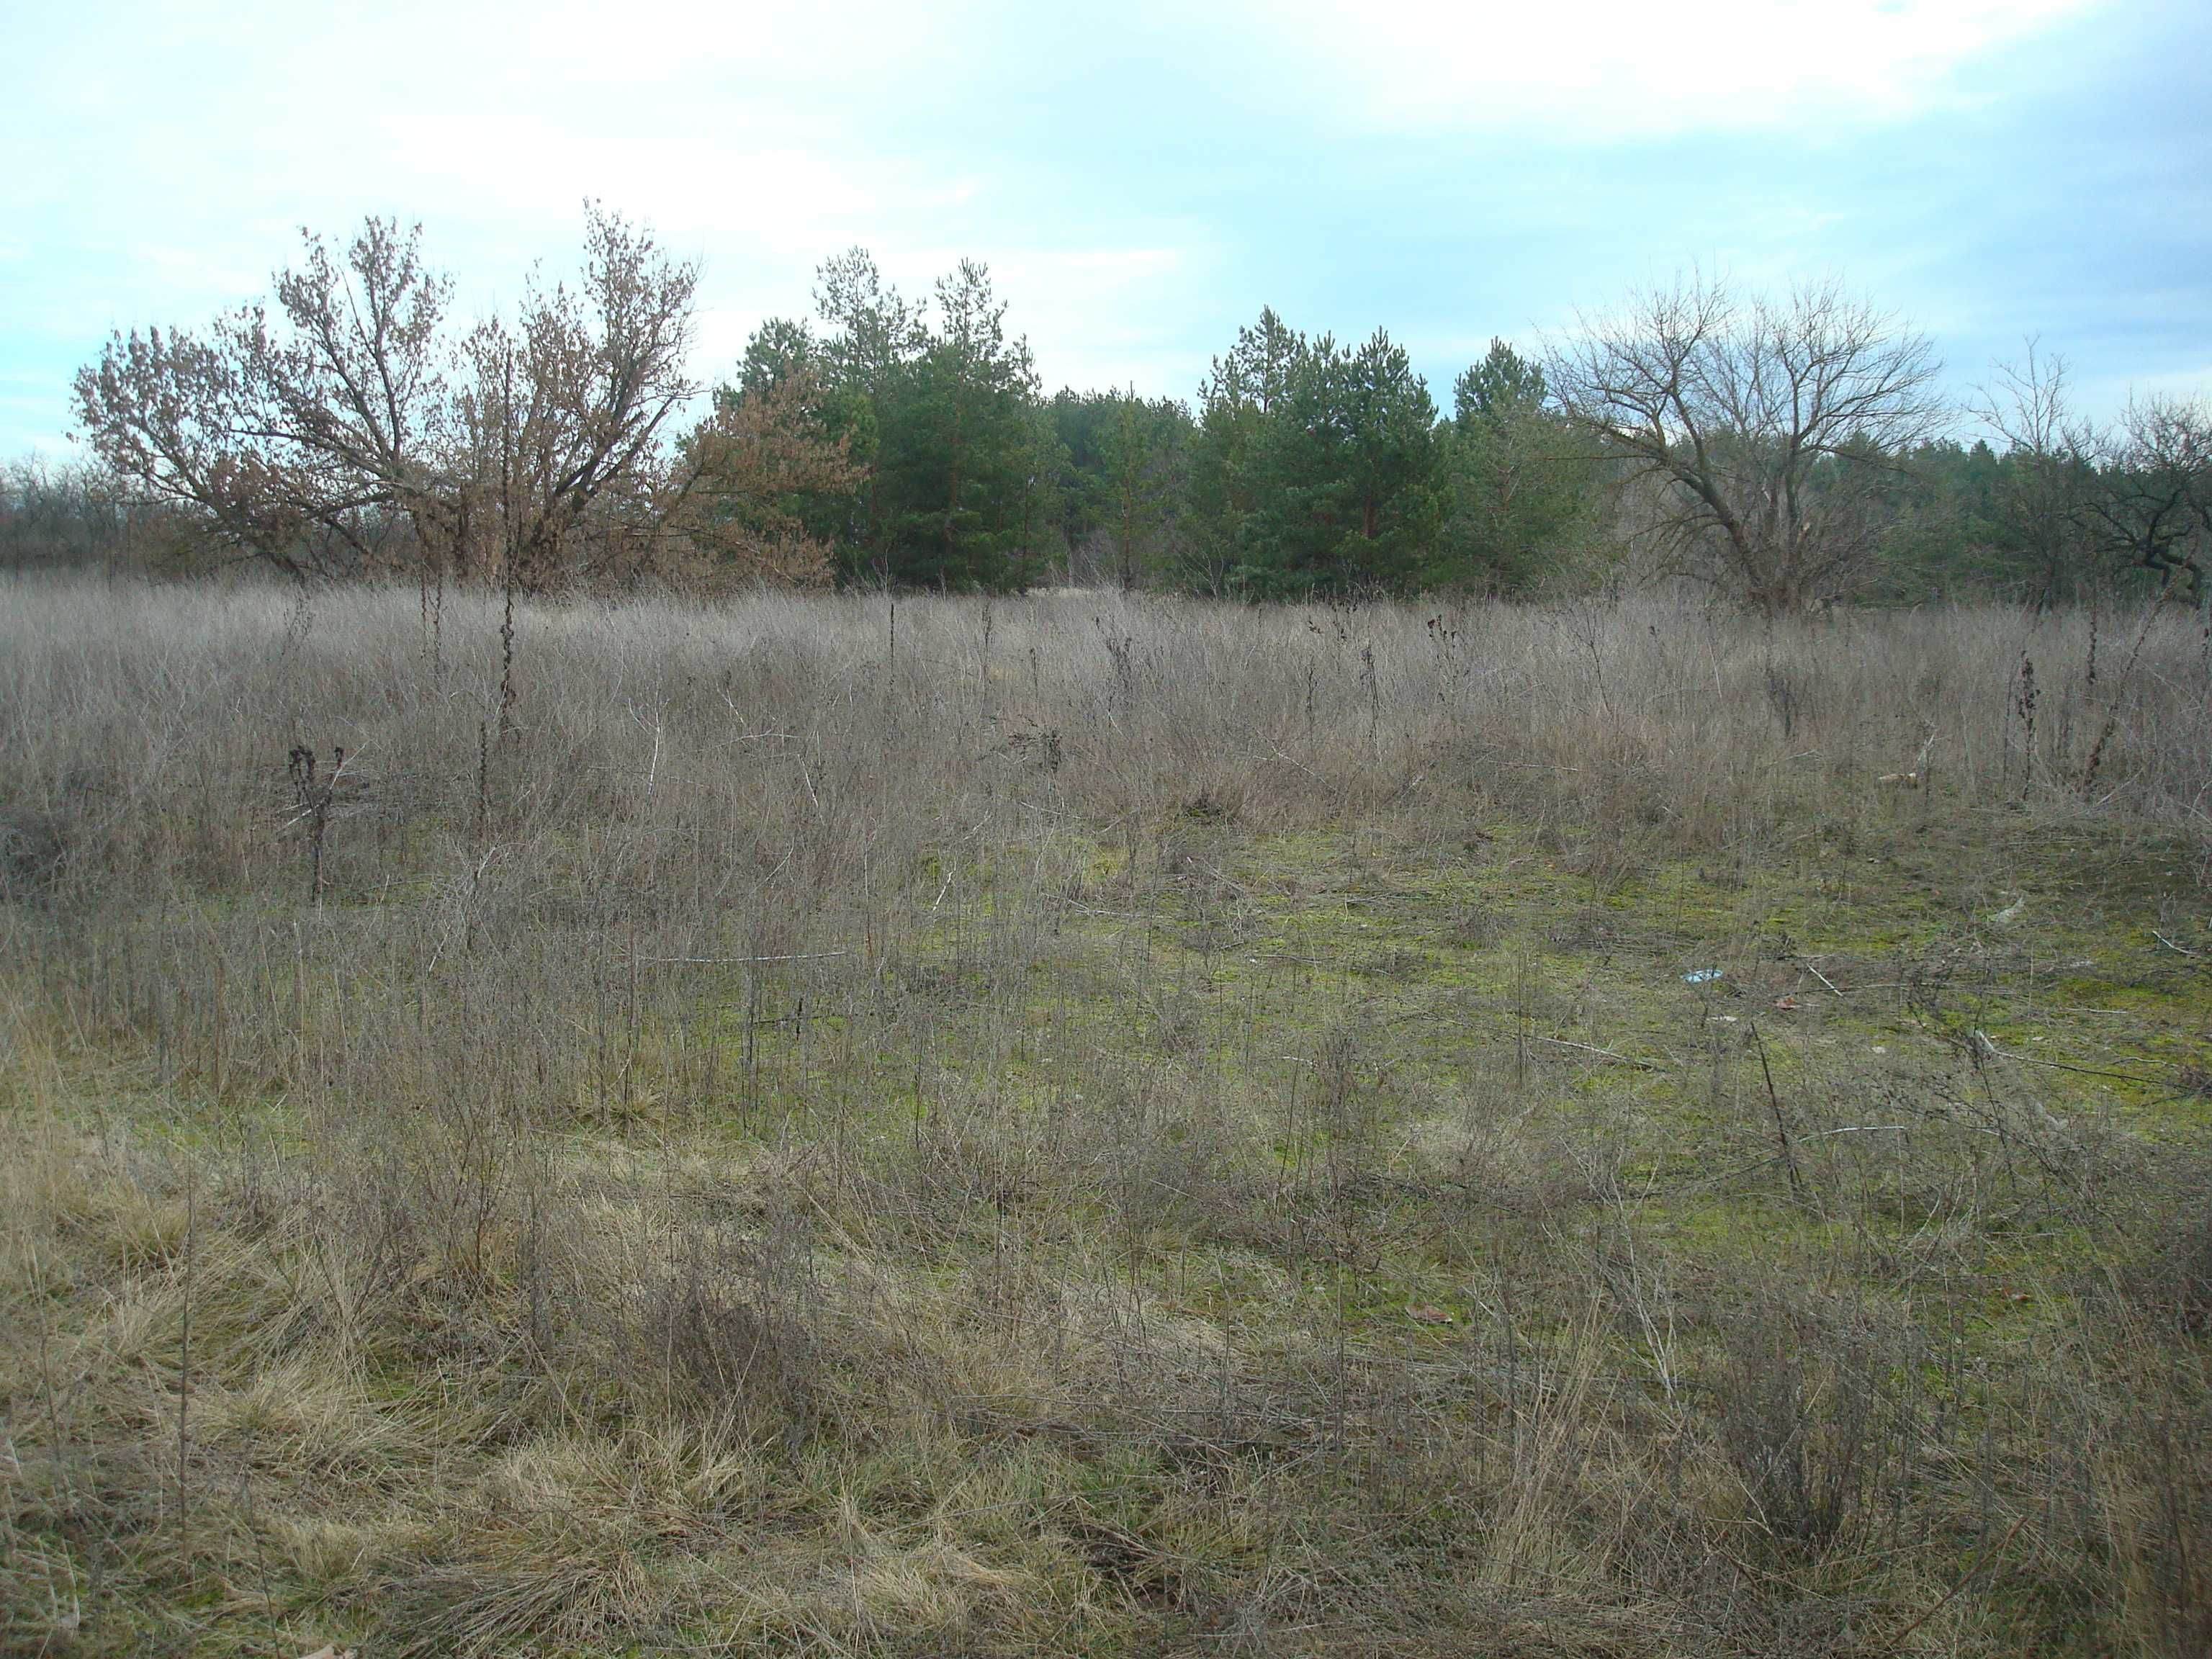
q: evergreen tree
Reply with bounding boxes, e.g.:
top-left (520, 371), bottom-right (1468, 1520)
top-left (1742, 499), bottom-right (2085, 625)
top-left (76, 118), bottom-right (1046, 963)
top-left (814, 248), bottom-right (926, 401)
top-left (1434, 339), bottom-right (1599, 593)
top-left (809, 249), bottom-right (926, 580)
top-left (1188, 308), bottom-right (1305, 593)
top-left (1043, 388), bottom-right (1195, 586)
top-left (1047, 387), bottom-right (1112, 559)
top-left (873, 259), bottom-right (1044, 590)
top-left (738, 317), bottom-right (819, 397)
top-left (1238, 328), bottom-right (1441, 596)
top-left (1869, 439), bottom-right (2006, 601)
top-left (1452, 338), bottom-right (1547, 422)
top-left (1008, 396), bottom-right (1073, 590)
top-left (1096, 391), bottom-right (1191, 588)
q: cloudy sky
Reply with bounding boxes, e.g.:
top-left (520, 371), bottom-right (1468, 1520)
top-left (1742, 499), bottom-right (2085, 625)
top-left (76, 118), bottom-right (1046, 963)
top-left (4, 0), bottom-right (2206, 456)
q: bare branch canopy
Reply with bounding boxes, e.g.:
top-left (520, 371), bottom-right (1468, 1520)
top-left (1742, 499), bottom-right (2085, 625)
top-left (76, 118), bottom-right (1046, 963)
top-left (1547, 274), bottom-right (1946, 613)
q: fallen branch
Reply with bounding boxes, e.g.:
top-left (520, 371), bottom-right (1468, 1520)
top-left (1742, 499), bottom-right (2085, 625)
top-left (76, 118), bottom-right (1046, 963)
top-left (1801, 961), bottom-right (1846, 997)
top-left (638, 950), bottom-right (851, 966)
top-left (1530, 1035), bottom-right (1664, 1072)
top-left (1749, 1021), bottom-right (1808, 1203)
top-left (1977, 1039), bottom-right (2169, 1089)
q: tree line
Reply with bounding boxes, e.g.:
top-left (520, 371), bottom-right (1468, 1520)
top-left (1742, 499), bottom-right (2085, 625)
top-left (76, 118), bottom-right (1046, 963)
top-left (10, 207), bottom-right (2208, 613)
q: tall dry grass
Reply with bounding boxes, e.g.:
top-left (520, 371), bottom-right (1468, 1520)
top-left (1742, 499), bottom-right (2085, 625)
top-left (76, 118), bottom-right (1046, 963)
top-left (4, 580), bottom-right (2207, 910)
top-left (2, 574), bottom-right (2209, 1655)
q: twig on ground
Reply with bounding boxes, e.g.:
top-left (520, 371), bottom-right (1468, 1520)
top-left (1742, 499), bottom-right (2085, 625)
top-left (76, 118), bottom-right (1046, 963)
top-left (1530, 1035), bottom-right (1664, 1071)
top-left (637, 950), bottom-right (851, 966)
top-left (1749, 1021), bottom-right (1807, 1203)
top-left (1801, 961), bottom-right (1846, 997)
top-left (1974, 1035), bottom-right (2170, 1089)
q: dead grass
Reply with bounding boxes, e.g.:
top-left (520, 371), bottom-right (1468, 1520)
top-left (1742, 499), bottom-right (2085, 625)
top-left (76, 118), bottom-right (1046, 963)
top-left (1, 573), bottom-right (2210, 1655)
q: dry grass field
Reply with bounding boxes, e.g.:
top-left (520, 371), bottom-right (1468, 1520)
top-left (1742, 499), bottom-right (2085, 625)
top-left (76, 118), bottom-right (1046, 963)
top-left (3, 575), bottom-right (2210, 1656)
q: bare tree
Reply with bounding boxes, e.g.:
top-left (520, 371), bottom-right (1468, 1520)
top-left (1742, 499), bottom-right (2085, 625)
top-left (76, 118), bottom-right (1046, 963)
top-left (2067, 395), bottom-right (2211, 601)
top-left (1548, 274), bottom-right (1946, 613)
top-left (449, 209), bottom-right (700, 591)
top-left (0, 457), bottom-right (201, 574)
top-left (1976, 340), bottom-right (2094, 604)
top-left (73, 218), bottom-right (446, 581)
top-left (73, 205), bottom-right (699, 593)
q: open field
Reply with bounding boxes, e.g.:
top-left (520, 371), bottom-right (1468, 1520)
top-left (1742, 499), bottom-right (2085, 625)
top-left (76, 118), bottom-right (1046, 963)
top-left (3, 577), bottom-right (2211, 1656)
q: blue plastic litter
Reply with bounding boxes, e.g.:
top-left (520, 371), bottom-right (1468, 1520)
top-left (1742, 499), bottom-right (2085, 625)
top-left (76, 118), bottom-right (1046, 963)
top-left (1682, 968), bottom-right (1723, 984)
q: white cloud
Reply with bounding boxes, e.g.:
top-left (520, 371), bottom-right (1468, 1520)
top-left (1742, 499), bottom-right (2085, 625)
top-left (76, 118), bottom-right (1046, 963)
top-left (979, 246), bottom-right (1193, 392)
top-left (1218, 0), bottom-right (2103, 137)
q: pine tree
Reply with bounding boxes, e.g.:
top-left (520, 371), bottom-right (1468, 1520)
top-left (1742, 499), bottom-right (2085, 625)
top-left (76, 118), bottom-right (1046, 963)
top-left (1435, 339), bottom-right (1600, 593)
top-left (874, 260), bottom-right (1043, 590)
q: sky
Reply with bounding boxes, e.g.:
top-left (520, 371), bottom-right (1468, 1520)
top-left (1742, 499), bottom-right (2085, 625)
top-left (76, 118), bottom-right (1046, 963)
top-left (4, 0), bottom-right (2208, 457)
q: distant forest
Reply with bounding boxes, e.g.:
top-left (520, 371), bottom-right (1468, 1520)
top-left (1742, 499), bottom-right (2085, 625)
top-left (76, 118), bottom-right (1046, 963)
top-left (9, 210), bottom-right (2208, 612)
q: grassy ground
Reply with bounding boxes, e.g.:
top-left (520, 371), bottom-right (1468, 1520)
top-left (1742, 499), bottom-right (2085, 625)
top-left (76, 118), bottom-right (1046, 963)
top-left (3, 578), bottom-right (2210, 1655)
